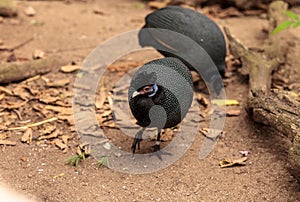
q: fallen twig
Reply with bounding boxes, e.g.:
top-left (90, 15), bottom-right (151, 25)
top-left (8, 117), bottom-right (58, 130)
top-left (0, 37), bottom-right (34, 52)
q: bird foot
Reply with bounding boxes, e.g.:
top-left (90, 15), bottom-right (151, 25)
top-left (131, 129), bottom-right (144, 154)
top-left (131, 137), bottom-right (142, 154)
top-left (153, 141), bottom-right (160, 152)
top-left (150, 141), bottom-right (171, 160)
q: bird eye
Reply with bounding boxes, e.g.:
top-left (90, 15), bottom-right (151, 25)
top-left (143, 86), bottom-right (151, 91)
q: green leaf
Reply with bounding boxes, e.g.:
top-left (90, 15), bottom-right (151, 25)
top-left (134, 2), bottom-right (144, 9)
top-left (285, 10), bottom-right (299, 21)
top-left (211, 99), bottom-right (239, 106)
top-left (97, 157), bottom-right (109, 168)
top-left (65, 154), bottom-right (82, 167)
top-left (292, 21), bottom-right (300, 28)
top-left (272, 21), bottom-right (294, 35)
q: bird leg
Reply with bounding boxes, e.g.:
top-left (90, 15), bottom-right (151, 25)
top-left (153, 130), bottom-right (161, 152)
top-left (150, 129), bottom-right (171, 160)
top-left (131, 128), bottom-right (145, 154)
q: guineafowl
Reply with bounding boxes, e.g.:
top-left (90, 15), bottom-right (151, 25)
top-left (129, 57), bottom-right (193, 155)
top-left (138, 6), bottom-right (226, 94)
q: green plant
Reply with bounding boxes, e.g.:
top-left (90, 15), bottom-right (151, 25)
top-left (97, 156), bottom-right (110, 168)
top-left (65, 153), bottom-right (86, 167)
top-left (272, 11), bottom-right (300, 34)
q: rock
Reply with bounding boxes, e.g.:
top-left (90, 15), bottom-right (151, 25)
top-left (24, 6), bottom-right (36, 17)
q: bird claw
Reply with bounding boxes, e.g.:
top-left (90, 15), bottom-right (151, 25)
top-left (149, 150), bottom-right (171, 161)
top-left (131, 129), bottom-right (144, 154)
top-left (131, 138), bottom-right (142, 154)
top-left (153, 141), bottom-right (160, 152)
top-left (150, 141), bottom-right (171, 160)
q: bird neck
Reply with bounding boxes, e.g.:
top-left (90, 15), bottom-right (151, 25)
top-left (148, 83), bottom-right (158, 97)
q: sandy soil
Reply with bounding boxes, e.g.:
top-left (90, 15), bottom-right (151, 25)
top-left (0, 0), bottom-right (299, 201)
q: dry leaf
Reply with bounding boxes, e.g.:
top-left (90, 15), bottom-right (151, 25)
top-left (55, 99), bottom-right (72, 107)
top-left (101, 109), bottom-right (112, 117)
top-left (46, 78), bottom-right (70, 87)
top-left (45, 105), bottom-right (72, 115)
top-left (191, 71), bottom-right (201, 83)
top-left (219, 157), bottom-right (247, 168)
top-left (226, 109), bottom-right (241, 116)
top-left (0, 140), bottom-right (16, 146)
top-left (0, 133), bottom-right (9, 140)
top-left (21, 128), bottom-right (32, 143)
top-left (41, 76), bottom-right (50, 83)
top-left (53, 139), bottom-right (67, 150)
top-left (0, 93), bottom-right (5, 101)
top-left (148, 1), bottom-right (168, 9)
top-left (38, 95), bottom-right (60, 104)
top-left (0, 86), bottom-right (13, 95)
top-left (212, 99), bottom-right (239, 106)
top-left (78, 143), bottom-right (91, 156)
top-left (196, 93), bottom-right (209, 107)
top-left (40, 124), bottom-right (56, 135)
top-left (95, 78), bottom-right (107, 109)
top-left (38, 129), bottom-right (60, 140)
top-left (107, 92), bottom-right (113, 106)
top-left (243, 9), bottom-right (264, 16)
top-left (200, 128), bottom-right (224, 139)
top-left (239, 150), bottom-right (251, 156)
top-left (53, 173), bottom-right (65, 179)
top-left (57, 115), bottom-right (74, 125)
top-left (20, 156), bottom-right (27, 162)
top-left (61, 134), bottom-right (71, 145)
top-left (102, 120), bottom-right (116, 128)
top-left (96, 113), bottom-right (104, 124)
top-left (12, 85), bottom-right (31, 100)
top-left (0, 125), bottom-right (8, 131)
top-left (93, 6), bottom-right (105, 15)
top-left (32, 104), bottom-right (51, 116)
top-left (60, 65), bottom-right (81, 73)
top-left (33, 49), bottom-right (45, 59)
top-left (22, 75), bottom-right (41, 84)
top-left (1, 100), bottom-right (28, 110)
top-left (161, 128), bottom-right (174, 142)
top-left (218, 7), bottom-right (242, 18)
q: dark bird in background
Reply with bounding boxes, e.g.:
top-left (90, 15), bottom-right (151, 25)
top-left (138, 6), bottom-right (227, 94)
top-left (129, 57), bottom-right (193, 155)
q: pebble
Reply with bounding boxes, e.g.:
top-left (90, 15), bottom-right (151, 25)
top-left (103, 142), bottom-right (111, 150)
top-left (24, 6), bottom-right (36, 17)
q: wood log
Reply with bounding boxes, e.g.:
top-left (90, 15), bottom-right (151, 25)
top-left (0, 56), bottom-right (66, 84)
top-left (248, 89), bottom-right (299, 140)
top-left (0, 0), bottom-right (17, 17)
top-left (224, 1), bottom-right (300, 181)
top-left (167, 0), bottom-right (300, 9)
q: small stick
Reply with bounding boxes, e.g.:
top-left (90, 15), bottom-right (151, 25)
top-left (8, 117), bottom-right (58, 130)
top-left (0, 37), bottom-right (34, 52)
top-left (45, 45), bottom-right (96, 54)
top-left (12, 109), bottom-right (22, 120)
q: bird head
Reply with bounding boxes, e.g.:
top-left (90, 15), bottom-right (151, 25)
top-left (130, 71), bottom-right (158, 98)
top-left (131, 83), bottom-right (158, 98)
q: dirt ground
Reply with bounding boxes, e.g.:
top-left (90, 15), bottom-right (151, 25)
top-left (0, 0), bottom-right (300, 201)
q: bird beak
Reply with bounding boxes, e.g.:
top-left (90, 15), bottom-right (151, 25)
top-left (131, 91), bottom-right (140, 98)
